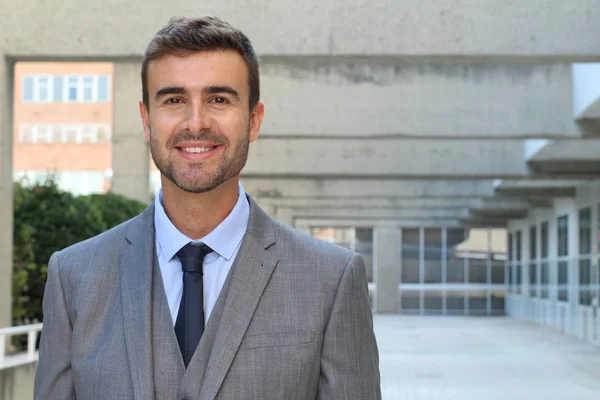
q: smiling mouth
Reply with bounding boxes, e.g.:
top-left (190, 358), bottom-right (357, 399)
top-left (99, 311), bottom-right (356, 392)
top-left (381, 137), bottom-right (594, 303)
top-left (179, 146), bottom-right (218, 153)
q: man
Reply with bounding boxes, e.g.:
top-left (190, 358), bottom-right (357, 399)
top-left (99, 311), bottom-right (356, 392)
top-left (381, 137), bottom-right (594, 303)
top-left (34, 16), bottom-right (380, 400)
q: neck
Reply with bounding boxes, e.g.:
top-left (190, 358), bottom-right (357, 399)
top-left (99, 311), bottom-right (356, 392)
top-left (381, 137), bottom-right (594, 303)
top-left (160, 177), bottom-right (240, 239)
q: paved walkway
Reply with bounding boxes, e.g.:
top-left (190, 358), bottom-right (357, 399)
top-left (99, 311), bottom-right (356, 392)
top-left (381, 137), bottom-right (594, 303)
top-left (375, 315), bottom-right (600, 400)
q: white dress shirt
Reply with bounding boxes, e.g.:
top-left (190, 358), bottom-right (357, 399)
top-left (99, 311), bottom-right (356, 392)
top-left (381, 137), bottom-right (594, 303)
top-left (153, 183), bottom-right (250, 325)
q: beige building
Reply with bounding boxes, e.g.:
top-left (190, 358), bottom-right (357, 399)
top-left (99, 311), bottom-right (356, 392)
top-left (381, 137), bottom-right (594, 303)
top-left (13, 62), bottom-right (113, 194)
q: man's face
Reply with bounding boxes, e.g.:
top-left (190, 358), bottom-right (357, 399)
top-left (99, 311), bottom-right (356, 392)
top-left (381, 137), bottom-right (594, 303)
top-left (139, 49), bottom-right (264, 194)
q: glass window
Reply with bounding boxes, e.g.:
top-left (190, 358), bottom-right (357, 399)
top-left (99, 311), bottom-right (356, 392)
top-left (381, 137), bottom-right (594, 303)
top-left (529, 262), bottom-right (537, 298)
top-left (98, 75), bottom-right (109, 102)
top-left (447, 228), bottom-right (466, 283)
top-left (423, 290), bottom-right (443, 314)
top-left (491, 290), bottom-right (505, 313)
top-left (558, 261), bottom-right (569, 302)
top-left (400, 291), bottom-right (420, 313)
top-left (557, 215), bottom-right (569, 257)
top-left (491, 258), bottom-right (505, 284)
top-left (37, 76), bottom-right (50, 102)
top-left (423, 228), bottom-right (442, 284)
top-left (355, 228), bottom-right (373, 284)
top-left (446, 291), bottom-right (465, 314)
top-left (579, 207), bottom-right (591, 255)
top-left (529, 225), bottom-right (537, 260)
top-left (541, 221), bottom-right (549, 259)
top-left (467, 291), bottom-right (487, 315)
top-left (22, 76), bottom-right (33, 101)
top-left (468, 256), bottom-right (488, 284)
top-left (67, 75), bottom-right (79, 101)
top-left (83, 75), bottom-right (94, 101)
top-left (53, 76), bottom-right (63, 102)
top-left (540, 262), bottom-right (549, 299)
top-left (516, 231), bottom-right (522, 261)
top-left (401, 228), bottom-right (420, 284)
top-left (580, 259), bottom-right (591, 305)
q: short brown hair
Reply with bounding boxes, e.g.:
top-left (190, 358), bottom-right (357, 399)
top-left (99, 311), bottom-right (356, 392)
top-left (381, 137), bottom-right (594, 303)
top-left (141, 16), bottom-right (260, 111)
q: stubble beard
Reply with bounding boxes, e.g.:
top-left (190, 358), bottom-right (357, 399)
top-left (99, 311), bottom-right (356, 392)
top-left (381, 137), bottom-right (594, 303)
top-left (149, 126), bottom-right (250, 194)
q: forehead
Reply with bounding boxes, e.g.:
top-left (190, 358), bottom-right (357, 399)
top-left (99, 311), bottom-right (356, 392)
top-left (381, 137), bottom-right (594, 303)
top-left (146, 49), bottom-right (249, 93)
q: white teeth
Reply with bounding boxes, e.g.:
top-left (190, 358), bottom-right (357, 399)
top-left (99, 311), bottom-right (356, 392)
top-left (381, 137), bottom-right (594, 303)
top-left (182, 147), bottom-right (213, 153)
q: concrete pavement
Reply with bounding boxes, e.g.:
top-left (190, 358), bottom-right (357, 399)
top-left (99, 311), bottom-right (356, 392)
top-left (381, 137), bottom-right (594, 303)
top-left (375, 315), bottom-right (600, 400)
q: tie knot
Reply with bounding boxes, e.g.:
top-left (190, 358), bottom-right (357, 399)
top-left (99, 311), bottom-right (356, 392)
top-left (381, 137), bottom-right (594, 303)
top-left (177, 242), bottom-right (213, 273)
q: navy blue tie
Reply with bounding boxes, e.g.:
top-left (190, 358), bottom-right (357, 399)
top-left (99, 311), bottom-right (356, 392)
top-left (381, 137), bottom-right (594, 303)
top-left (174, 242), bottom-right (213, 368)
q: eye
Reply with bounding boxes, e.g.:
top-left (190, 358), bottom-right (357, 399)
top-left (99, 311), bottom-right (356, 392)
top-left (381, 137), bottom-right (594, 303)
top-left (210, 96), bottom-right (229, 104)
top-left (165, 97), bottom-right (183, 104)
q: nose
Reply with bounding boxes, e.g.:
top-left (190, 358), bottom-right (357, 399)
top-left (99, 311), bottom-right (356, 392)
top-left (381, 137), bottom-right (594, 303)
top-left (183, 101), bottom-right (212, 134)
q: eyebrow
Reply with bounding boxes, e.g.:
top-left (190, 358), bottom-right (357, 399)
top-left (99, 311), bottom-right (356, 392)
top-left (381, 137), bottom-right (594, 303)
top-left (154, 85), bottom-right (240, 101)
top-left (204, 85), bottom-right (240, 100)
top-left (155, 86), bottom-right (187, 100)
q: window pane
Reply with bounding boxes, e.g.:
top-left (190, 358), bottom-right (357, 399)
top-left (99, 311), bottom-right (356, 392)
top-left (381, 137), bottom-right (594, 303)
top-left (491, 259), bottom-right (505, 284)
top-left (557, 215), bottom-right (569, 257)
top-left (558, 261), bottom-right (569, 302)
top-left (401, 229), bottom-right (420, 284)
top-left (423, 228), bottom-right (442, 283)
top-left (423, 290), bottom-right (442, 314)
top-left (98, 75), bottom-right (109, 102)
top-left (541, 222), bottom-right (549, 259)
top-left (516, 231), bottom-right (522, 261)
top-left (540, 262), bottom-right (549, 299)
top-left (53, 76), bottom-right (63, 102)
top-left (529, 225), bottom-right (537, 260)
top-left (508, 233), bottom-right (513, 261)
top-left (579, 259), bottom-right (591, 306)
top-left (491, 290), bottom-right (505, 313)
top-left (400, 291), bottom-right (420, 313)
top-left (68, 75), bottom-right (79, 101)
top-left (468, 257), bottom-right (488, 284)
top-left (516, 264), bottom-right (522, 294)
top-left (23, 76), bottom-right (33, 101)
top-left (447, 228), bottom-right (467, 283)
top-left (355, 228), bottom-right (373, 283)
top-left (529, 262), bottom-right (537, 297)
top-left (446, 291), bottom-right (465, 313)
top-left (38, 84), bottom-right (49, 102)
top-left (579, 207), bottom-right (591, 255)
top-left (467, 291), bottom-right (487, 315)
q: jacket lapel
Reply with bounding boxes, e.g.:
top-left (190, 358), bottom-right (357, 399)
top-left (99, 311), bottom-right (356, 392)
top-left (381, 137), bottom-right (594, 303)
top-left (198, 197), bottom-right (279, 400)
top-left (119, 206), bottom-right (155, 400)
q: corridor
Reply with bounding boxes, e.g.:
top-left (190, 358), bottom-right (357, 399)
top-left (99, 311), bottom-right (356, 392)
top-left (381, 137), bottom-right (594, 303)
top-left (375, 315), bottom-right (600, 400)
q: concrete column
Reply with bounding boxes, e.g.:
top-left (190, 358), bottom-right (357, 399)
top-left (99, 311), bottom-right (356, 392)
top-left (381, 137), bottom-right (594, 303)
top-left (0, 56), bottom-right (13, 328)
top-left (374, 227), bottom-right (400, 313)
top-left (111, 62), bottom-right (150, 204)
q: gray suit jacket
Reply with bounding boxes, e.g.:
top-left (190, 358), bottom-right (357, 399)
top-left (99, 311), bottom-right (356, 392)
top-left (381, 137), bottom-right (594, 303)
top-left (34, 195), bottom-right (381, 399)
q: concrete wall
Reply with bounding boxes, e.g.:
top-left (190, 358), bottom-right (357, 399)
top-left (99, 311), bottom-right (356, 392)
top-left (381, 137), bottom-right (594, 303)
top-left (3, 0), bottom-right (600, 57)
top-left (0, 363), bottom-right (37, 400)
top-left (0, 56), bottom-right (13, 329)
top-left (111, 62), bottom-right (149, 204)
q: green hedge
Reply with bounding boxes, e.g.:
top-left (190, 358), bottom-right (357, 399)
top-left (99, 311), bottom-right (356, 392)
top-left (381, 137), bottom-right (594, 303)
top-left (12, 178), bottom-right (147, 327)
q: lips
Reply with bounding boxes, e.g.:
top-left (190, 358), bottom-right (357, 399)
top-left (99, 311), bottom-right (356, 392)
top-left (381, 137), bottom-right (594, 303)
top-left (175, 144), bottom-right (221, 161)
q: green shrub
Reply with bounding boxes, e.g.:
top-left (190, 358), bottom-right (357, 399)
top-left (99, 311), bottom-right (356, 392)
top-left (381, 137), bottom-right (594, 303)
top-left (12, 178), bottom-right (148, 332)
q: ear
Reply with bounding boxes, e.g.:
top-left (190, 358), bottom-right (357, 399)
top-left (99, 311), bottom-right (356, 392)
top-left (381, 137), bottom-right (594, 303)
top-left (139, 99), bottom-right (151, 142)
top-left (248, 101), bottom-right (265, 143)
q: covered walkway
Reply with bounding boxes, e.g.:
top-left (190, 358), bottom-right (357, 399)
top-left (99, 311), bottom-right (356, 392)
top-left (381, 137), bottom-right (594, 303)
top-left (376, 315), bottom-right (600, 399)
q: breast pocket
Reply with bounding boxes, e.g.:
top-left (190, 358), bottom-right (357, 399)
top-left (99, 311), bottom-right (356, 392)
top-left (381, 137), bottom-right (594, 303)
top-left (242, 329), bottom-right (317, 349)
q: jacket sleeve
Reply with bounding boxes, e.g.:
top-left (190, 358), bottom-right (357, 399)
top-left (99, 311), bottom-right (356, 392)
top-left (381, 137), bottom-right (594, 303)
top-left (318, 252), bottom-right (382, 399)
top-left (34, 251), bottom-right (76, 399)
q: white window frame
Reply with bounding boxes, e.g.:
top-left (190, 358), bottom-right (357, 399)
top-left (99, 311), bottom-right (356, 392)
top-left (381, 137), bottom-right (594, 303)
top-left (22, 74), bottom-right (54, 103)
top-left (62, 74), bottom-right (102, 103)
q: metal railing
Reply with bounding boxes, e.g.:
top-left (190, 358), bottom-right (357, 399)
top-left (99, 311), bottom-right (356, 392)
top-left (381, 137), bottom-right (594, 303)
top-left (0, 323), bottom-right (43, 370)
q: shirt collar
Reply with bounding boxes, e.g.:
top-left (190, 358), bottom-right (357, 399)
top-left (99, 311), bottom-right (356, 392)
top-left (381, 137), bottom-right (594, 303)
top-left (154, 182), bottom-right (249, 262)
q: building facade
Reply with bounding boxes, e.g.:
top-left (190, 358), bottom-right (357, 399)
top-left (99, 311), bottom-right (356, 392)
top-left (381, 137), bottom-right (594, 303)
top-left (2, 1), bottom-right (600, 353)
